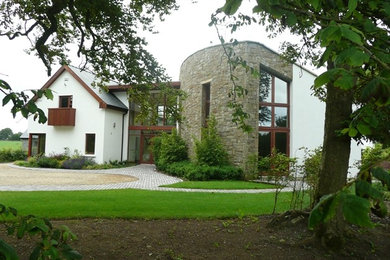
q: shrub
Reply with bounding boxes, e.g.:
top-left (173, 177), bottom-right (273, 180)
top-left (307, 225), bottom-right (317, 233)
top-left (0, 149), bottom-right (27, 162)
top-left (157, 129), bottom-right (188, 169)
top-left (258, 148), bottom-right (297, 214)
top-left (258, 149), bottom-right (296, 177)
top-left (48, 152), bottom-right (70, 161)
top-left (299, 146), bottom-right (322, 207)
top-left (37, 156), bottom-right (60, 168)
top-left (360, 143), bottom-right (390, 170)
top-left (27, 156), bottom-right (38, 167)
top-left (194, 116), bottom-right (229, 166)
top-left (243, 153), bottom-right (259, 180)
top-left (163, 161), bottom-right (243, 181)
top-left (61, 157), bottom-right (95, 169)
top-left (151, 136), bottom-right (163, 164)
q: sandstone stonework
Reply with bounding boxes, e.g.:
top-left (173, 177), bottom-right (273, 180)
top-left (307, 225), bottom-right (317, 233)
top-left (179, 41), bottom-right (292, 167)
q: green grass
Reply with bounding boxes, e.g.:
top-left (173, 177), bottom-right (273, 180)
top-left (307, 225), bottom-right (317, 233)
top-left (0, 189), bottom-right (307, 219)
top-left (161, 181), bottom-right (276, 190)
top-left (0, 141), bottom-right (22, 150)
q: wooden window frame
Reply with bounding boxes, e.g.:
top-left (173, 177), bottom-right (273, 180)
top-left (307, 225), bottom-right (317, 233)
top-left (85, 133), bottom-right (96, 155)
top-left (202, 83), bottom-right (211, 127)
top-left (259, 72), bottom-right (290, 156)
top-left (59, 95), bottom-right (73, 108)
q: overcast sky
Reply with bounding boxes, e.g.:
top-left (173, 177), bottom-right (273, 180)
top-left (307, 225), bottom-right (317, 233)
top-left (0, 0), bottom-right (304, 133)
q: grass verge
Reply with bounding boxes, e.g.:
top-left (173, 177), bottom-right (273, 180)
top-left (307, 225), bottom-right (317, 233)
top-left (0, 141), bottom-right (22, 150)
top-left (161, 181), bottom-right (276, 190)
top-left (0, 189), bottom-right (307, 219)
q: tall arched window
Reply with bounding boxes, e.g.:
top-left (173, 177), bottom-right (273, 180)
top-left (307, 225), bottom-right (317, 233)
top-left (258, 70), bottom-right (289, 157)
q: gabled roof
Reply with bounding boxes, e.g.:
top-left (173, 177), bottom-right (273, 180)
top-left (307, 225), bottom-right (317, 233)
top-left (37, 65), bottom-right (128, 112)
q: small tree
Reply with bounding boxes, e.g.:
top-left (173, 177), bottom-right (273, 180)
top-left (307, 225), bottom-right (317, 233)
top-left (194, 116), bottom-right (229, 166)
top-left (157, 129), bottom-right (188, 169)
top-left (259, 148), bottom-right (297, 214)
top-left (302, 147), bottom-right (322, 208)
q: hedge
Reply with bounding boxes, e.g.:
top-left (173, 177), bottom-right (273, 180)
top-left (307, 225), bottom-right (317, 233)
top-left (160, 161), bottom-right (243, 181)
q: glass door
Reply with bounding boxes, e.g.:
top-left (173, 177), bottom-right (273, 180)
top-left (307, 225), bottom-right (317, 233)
top-left (140, 132), bottom-right (154, 164)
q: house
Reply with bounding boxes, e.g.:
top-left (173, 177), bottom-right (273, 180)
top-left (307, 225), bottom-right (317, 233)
top-left (27, 65), bottom-right (176, 164)
top-left (27, 41), bottom-right (361, 173)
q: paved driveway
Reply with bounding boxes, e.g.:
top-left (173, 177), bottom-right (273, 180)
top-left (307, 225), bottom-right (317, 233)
top-left (0, 163), bottom-right (290, 193)
top-left (0, 163), bottom-right (181, 191)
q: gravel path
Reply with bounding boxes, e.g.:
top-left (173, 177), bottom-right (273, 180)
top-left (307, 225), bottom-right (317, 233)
top-left (0, 163), bottom-right (292, 193)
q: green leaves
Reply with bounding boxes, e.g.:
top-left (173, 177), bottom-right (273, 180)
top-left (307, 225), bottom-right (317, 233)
top-left (335, 47), bottom-right (370, 67)
top-left (221, 0), bottom-right (243, 15)
top-left (319, 23), bottom-right (363, 47)
top-left (371, 167), bottom-right (390, 189)
top-left (309, 190), bottom-right (375, 230)
top-left (355, 180), bottom-right (383, 200)
top-left (340, 24), bottom-right (363, 45)
top-left (309, 165), bottom-right (390, 230)
top-left (0, 79), bottom-right (11, 90)
top-left (314, 69), bottom-right (356, 90)
top-left (0, 239), bottom-right (18, 260)
top-left (346, 0), bottom-right (358, 17)
top-left (0, 203), bottom-right (81, 259)
top-left (319, 23), bottom-right (341, 47)
top-left (342, 193), bottom-right (373, 227)
top-left (356, 122), bottom-right (372, 135)
top-left (309, 194), bottom-right (338, 230)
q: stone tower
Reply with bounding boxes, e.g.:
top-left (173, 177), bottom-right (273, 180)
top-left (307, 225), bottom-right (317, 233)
top-left (179, 41), bottom-right (292, 167)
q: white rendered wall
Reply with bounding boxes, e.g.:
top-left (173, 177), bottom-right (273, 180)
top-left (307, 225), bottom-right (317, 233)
top-left (112, 91), bottom-right (129, 161)
top-left (28, 71), bottom-right (115, 164)
top-left (102, 109), bottom-right (126, 162)
top-left (290, 65), bottom-right (325, 158)
top-left (290, 64), bottom-right (361, 175)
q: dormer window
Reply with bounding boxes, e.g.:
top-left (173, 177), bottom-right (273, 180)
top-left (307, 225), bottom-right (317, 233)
top-left (59, 95), bottom-right (72, 108)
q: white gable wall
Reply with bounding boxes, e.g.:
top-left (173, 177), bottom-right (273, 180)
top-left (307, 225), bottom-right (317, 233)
top-left (290, 65), bottom-right (325, 157)
top-left (102, 109), bottom-right (126, 162)
top-left (28, 70), bottom-right (122, 164)
top-left (112, 91), bottom-right (129, 161)
top-left (290, 64), bottom-right (361, 175)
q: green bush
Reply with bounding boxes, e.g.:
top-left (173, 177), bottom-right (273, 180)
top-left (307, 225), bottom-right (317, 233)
top-left (37, 156), bottom-right (60, 168)
top-left (48, 152), bottom-right (70, 161)
top-left (194, 117), bottom-right (229, 166)
top-left (27, 156), bottom-right (38, 167)
top-left (163, 161), bottom-right (243, 181)
top-left (300, 147), bottom-right (322, 207)
top-left (151, 136), bottom-right (163, 164)
top-left (156, 129), bottom-right (188, 169)
top-left (258, 148), bottom-right (296, 177)
top-left (0, 149), bottom-right (27, 162)
top-left (360, 143), bottom-right (390, 170)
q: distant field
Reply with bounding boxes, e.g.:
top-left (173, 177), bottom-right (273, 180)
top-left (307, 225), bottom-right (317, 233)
top-left (0, 140), bottom-right (22, 150)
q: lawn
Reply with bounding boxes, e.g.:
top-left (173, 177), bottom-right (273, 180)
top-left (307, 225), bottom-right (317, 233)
top-left (0, 189), bottom-right (306, 219)
top-left (0, 141), bottom-right (22, 150)
top-left (161, 180), bottom-right (276, 190)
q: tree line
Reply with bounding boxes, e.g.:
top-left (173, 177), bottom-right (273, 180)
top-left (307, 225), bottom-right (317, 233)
top-left (0, 127), bottom-right (22, 141)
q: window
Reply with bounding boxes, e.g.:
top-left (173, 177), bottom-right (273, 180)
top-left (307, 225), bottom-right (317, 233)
top-left (202, 83), bottom-right (211, 126)
top-left (29, 134), bottom-right (46, 157)
top-left (156, 104), bottom-right (175, 126)
top-left (259, 70), bottom-right (289, 156)
top-left (59, 96), bottom-right (72, 108)
top-left (85, 134), bottom-right (96, 154)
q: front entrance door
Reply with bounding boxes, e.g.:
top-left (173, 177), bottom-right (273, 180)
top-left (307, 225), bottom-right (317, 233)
top-left (140, 133), bottom-right (154, 164)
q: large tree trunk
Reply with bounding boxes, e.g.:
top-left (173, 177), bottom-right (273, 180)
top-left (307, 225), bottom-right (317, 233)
top-left (315, 62), bottom-right (354, 249)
